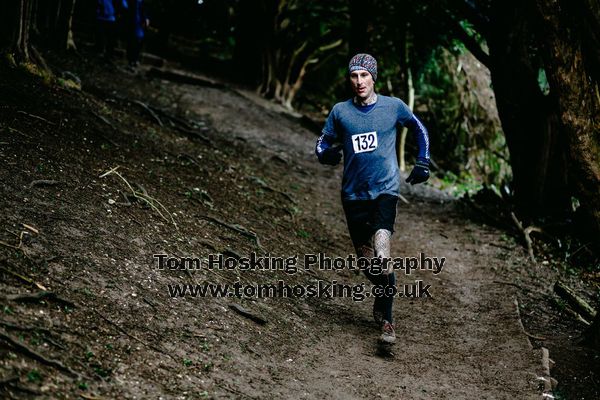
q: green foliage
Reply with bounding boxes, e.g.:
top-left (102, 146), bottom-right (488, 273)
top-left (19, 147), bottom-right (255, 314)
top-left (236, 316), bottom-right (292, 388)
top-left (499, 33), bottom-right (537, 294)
top-left (29, 335), bottom-right (41, 346)
top-left (200, 341), bottom-right (211, 352)
top-left (417, 47), bottom-right (511, 189)
top-left (296, 230), bottom-right (310, 239)
top-left (537, 68), bottom-right (550, 95)
top-left (203, 361), bottom-right (213, 372)
top-left (3, 52), bottom-right (17, 67)
top-left (93, 365), bottom-right (111, 377)
top-left (552, 388), bottom-right (567, 400)
top-left (56, 77), bottom-right (81, 91)
top-left (27, 369), bottom-right (42, 382)
top-left (436, 170), bottom-right (482, 197)
top-left (20, 62), bottom-right (53, 86)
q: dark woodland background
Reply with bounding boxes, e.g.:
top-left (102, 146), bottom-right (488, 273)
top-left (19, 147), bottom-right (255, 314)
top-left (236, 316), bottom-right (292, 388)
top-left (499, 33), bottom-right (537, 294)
top-left (1, 0), bottom-right (600, 394)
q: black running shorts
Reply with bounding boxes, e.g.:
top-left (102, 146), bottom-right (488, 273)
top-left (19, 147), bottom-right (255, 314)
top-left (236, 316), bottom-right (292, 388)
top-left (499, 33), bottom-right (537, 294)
top-left (342, 194), bottom-right (398, 250)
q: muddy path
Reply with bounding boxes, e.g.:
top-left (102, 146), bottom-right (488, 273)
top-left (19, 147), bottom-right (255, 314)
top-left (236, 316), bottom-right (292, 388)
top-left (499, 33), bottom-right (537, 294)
top-left (0, 56), bottom-right (553, 399)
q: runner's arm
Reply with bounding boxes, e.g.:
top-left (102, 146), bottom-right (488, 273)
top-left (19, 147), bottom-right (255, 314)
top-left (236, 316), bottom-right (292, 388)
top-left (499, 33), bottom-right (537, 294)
top-left (404, 115), bottom-right (431, 184)
top-left (315, 133), bottom-right (342, 165)
top-left (316, 106), bottom-right (342, 166)
top-left (315, 132), bottom-right (335, 158)
top-left (404, 114), bottom-right (430, 164)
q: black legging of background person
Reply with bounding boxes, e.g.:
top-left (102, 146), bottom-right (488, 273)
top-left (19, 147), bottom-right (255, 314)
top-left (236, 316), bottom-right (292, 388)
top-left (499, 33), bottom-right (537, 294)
top-left (125, 0), bottom-right (147, 66)
top-left (127, 36), bottom-right (143, 65)
top-left (96, 20), bottom-right (117, 58)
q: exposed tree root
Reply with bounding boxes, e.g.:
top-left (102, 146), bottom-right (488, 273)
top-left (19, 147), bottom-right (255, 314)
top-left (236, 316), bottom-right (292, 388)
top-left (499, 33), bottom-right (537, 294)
top-left (198, 214), bottom-right (265, 252)
top-left (100, 166), bottom-right (177, 227)
top-left (0, 329), bottom-right (79, 377)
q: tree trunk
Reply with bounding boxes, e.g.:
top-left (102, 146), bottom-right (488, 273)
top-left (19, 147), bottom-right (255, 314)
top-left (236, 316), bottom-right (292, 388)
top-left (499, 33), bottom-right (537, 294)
top-left (278, 39), bottom-right (342, 109)
top-left (56, 0), bottom-right (77, 51)
top-left (11, 0), bottom-right (33, 62)
top-left (240, 0), bottom-right (344, 109)
top-left (487, 0), bottom-right (569, 218)
top-left (534, 0), bottom-right (600, 246)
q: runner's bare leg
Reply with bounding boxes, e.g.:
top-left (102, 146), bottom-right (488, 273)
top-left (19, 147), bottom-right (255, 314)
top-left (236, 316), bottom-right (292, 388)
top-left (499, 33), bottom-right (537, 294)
top-left (373, 229), bottom-right (392, 275)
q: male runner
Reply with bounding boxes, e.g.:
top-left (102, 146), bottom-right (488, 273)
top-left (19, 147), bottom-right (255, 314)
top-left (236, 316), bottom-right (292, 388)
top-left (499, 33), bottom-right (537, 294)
top-left (315, 53), bottom-right (430, 343)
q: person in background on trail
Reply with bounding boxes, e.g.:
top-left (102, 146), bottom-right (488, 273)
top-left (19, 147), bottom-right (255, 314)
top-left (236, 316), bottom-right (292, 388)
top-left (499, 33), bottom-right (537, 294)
top-left (96, 0), bottom-right (128, 59)
top-left (315, 53), bottom-right (430, 344)
top-left (125, 0), bottom-right (149, 69)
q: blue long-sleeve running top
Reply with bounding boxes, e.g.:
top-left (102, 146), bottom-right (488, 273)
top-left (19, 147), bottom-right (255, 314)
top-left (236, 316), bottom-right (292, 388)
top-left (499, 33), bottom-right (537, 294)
top-left (315, 95), bottom-right (430, 201)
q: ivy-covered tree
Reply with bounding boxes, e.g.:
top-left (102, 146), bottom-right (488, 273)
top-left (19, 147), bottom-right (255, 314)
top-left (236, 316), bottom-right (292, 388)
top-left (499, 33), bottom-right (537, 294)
top-left (533, 0), bottom-right (600, 347)
top-left (534, 0), bottom-right (600, 245)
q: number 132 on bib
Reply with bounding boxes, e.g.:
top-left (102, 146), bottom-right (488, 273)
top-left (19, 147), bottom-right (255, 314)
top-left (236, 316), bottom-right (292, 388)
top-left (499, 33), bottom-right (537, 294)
top-left (351, 131), bottom-right (378, 154)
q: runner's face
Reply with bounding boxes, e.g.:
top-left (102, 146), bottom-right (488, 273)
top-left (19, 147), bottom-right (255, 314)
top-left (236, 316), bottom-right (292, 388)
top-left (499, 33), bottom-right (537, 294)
top-left (350, 69), bottom-right (374, 100)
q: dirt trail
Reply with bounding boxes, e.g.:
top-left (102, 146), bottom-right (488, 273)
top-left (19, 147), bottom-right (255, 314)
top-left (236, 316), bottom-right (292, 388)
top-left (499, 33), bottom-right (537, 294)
top-left (272, 205), bottom-right (544, 400)
top-left (166, 69), bottom-right (544, 398)
top-left (0, 57), bottom-right (546, 399)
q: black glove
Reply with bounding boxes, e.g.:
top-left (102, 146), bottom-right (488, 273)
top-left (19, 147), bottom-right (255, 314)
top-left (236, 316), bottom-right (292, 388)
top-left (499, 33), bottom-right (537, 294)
top-left (405, 158), bottom-right (430, 185)
top-left (318, 145), bottom-right (343, 166)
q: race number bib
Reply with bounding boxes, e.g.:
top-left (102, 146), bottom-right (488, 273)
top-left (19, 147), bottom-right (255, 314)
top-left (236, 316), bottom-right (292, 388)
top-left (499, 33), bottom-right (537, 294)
top-left (351, 131), bottom-right (378, 154)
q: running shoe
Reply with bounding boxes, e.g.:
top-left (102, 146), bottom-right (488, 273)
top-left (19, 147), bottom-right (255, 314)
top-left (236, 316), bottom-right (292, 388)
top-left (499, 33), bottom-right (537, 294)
top-left (380, 320), bottom-right (396, 344)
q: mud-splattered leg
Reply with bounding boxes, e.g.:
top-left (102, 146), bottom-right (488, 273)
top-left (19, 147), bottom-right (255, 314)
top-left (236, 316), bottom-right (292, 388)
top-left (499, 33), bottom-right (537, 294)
top-left (372, 229), bottom-right (395, 323)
